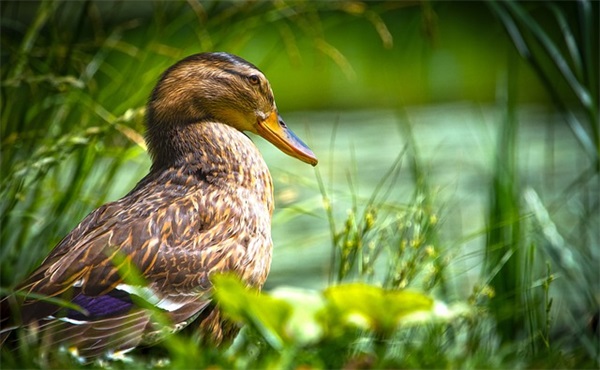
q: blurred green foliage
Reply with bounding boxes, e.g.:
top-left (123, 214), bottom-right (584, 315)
top-left (1, 0), bottom-right (598, 368)
top-left (213, 274), bottom-right (461, 369)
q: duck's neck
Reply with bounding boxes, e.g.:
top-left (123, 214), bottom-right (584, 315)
top-left (146, 121), bottom-right (273, 194)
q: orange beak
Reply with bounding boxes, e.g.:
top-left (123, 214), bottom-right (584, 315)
top-left (256, 111), bottom-right (318, 166)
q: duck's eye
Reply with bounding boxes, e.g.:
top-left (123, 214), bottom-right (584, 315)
top-left (247, 75), bottom-right (260, 85)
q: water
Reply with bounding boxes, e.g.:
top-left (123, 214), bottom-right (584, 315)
top-left (261, 104), bottom-right (594, 294)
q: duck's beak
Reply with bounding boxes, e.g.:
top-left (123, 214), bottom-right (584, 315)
top-left (256, 111), bottom-right (318, 166)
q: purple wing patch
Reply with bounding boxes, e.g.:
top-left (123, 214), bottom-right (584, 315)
top-left (68, 289), bottom-right (134, 320)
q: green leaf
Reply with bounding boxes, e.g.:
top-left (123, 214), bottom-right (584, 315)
top-left (270, 286), bottom-right (326, 345)
top-left (212, 274), bottom-right (292, 350)
top-left (323, 283), bottom-right (434, 335)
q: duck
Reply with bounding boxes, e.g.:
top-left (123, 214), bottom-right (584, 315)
top-left (0, 52), bottom-right (318, 360)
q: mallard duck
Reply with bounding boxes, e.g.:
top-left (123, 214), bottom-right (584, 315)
top-left (0, 52), bottom-right (317, 360)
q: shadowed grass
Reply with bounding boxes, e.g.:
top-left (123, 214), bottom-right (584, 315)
top-left (487, 1), bottom-right (599, 363)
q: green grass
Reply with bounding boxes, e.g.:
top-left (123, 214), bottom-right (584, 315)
top-left (1, 1), bottom-right (598, 368)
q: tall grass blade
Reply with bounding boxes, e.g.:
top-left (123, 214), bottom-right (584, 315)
top-left (484, 51), bottom-right (524, 343)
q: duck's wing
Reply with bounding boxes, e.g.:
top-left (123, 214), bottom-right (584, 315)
top-left (1, 185), bottom-right (253, 357)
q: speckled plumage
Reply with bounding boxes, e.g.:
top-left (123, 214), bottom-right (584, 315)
top-left (0, 52), bottom-right (317, 360)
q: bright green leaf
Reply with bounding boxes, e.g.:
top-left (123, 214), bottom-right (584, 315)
top-left (323, 283), bottom-right (434, 334)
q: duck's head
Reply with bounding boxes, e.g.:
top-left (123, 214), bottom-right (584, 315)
top-left (146, 52), bottom-right (318, 167)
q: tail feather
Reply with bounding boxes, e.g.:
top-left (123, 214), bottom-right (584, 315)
top-left (33, 310), bottom-right (151, 360)
top-left (1, 289), bottom-right (213, 361)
